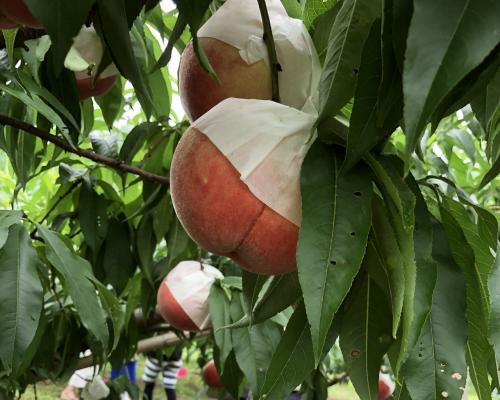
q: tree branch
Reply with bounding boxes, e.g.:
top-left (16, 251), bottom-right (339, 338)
top-left (0, 114), bottom-right (169, 186)
top-left (257, 0), bottom-right (281, 103)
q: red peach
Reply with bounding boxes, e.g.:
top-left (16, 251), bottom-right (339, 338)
top-left (179, 38), bottom-right (272, 122)
top-left (378, 376), bottom-right (393, 400)
top-left (170, 128), bottom-right (298, 275)
top-left (0, 0), bottom-right (42, 29)
top-left (0, 10), bottom-right (18, 29)
top-left (157, 279), bottom-right (198, 332)
top-left (202, 360), bottom-right (223, 389)
top-left (76, 74), bottom-right (117, 100)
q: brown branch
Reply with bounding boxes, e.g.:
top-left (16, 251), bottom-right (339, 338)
top-left (257, 0), bottom-right (281, 103)
top-left (75, 330), bottom-right (210, 370)
top-left (0, 114), bottom-right (169, 186)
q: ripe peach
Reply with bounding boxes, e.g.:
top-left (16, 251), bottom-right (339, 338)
top-left (202, 360), bottom-right (223, 389)
top-left (170, 128), bottom-right (298, 275)
top-left (156, 261), bottom-right (223, 331)
top-left (76, 74), bottom-right (117, 100)
top-left (179, 38), bottom-right (272, 121)
top-left (0, 11), bottom-right (18, 29)
top-left (0, 0), bottom-right (42, 29)
top-left (378, 375), bottom-right (393, 400)
top-left (157, 279), bottom-right (198, 332)
top-left (66, 26), bottom-right (118, 100)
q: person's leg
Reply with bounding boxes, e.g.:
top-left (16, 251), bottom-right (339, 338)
top-left (142, 354), bottom-right (161, 400)
top-left (162, 351), bottom-right (183, 400)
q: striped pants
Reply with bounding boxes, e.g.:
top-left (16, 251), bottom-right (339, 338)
top-left (142, 351), bottom-right (182, 390)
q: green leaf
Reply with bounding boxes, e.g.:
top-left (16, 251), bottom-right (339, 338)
top-left (280, 0), bottom-right (302, 19)
top-left (2, 29), bottom-right (18, 67)
top-left (96, 0), bottom-right (153, 117)
top-left (101, 218), bottom-right (135, 295)
top-left (93, 280), bottom-right (125, 353)
top-left (260, 303), bottom-right (315, 399)
top-left (0, 224), bottom-right (42, 375)
top-left (401, 221), bottom-right (468, 400)
top-left (0, 210), bottom-right (23, 249)
top-left (317, 0), bottom-right (381, 122)
top-left (298, 142), bottom-right (373, 364)
top-left (405, 178), bottom-right (438, 351)
top-left (340, 272), bottom-right (393, 400)
top-left (24, 0), bottom-right (96, 75)
top-left (403, 0), bottom-right (500, 164)
top-left (490, 244), bottom-right (500, 377)
top-left (94, 78), bottom-right (124, 130)
top-left (242, 270), bottom-right (268, 315)
top-left (303, 0), bottom-right (339, 28)
top-left (369, 195), bottom-right (405, 337)
top-left (367, 156), bottom-right (416, 372)
top-left (119, 122), bottom-right (160, 165)
top-left (231, 272), bottom-right (301, 329)
top-left (344, 18), bottom-right (386, 170)
top-left (90, 132), bottom-right (119, 159)
top-left (151, 14), bottom-right (187, 72)
top-left (166, 215), bottom-right (196, 271)
top-left (38, 225), bottom-right (109, 351)
top-left (209, 283), bottom-right (233, 372)
top-left (230, 294), bottom-right (282, 397)
top-left (136, 214), bottom-right (156, 285)
top-left (79, 178), bottom-right (109, 256)
top-left (440, 197), bottom-right (496, 398)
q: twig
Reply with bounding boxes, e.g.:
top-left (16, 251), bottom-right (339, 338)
top-left (75, 330), bottom-right (210, 370)
top-left (30, 179), bottom-right (81, 238)
top-left (0, 114), bottom-right (170, 186)
top-left (257, 0), bottom-right (281, 103)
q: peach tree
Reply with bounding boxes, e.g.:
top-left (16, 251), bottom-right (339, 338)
top-left (0, 0), bottom-right (498, 399)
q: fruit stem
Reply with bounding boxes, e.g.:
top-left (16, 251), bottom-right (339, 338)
top-left (257, 0), bottom-right (282, 103)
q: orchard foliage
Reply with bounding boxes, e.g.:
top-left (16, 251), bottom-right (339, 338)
top-left (0, 0), bottom-right (498, 399)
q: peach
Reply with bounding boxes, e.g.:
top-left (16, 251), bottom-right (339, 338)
top-left (0, 11), bottom-right (18, 29)
top-left (76, 74), bottom-right (117, 100)
top-left (170, 128), bottom-right (298, 275)
top-left (202, 360), bottom-right (223, 388)
top-left (378, 375), bottom-right (394, 400)
top-left (0, 0), bottom-right (42, 29)
top-left (179, 38), bottom-right (272, 121)
top-left (156, 261), bottom-right (223, 331)
top-left (157, 280), bottom-right (198, 332)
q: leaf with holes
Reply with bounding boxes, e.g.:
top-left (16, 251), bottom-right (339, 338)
top-left (298, 142), bottom-right (373, 364)
top-left (403, 0), bottom-right (500, 165)
top-left (440, 197), bottom-right (497, 398)
top-left (402, 221), bottom-right (468, 400)
top-left (340, 272), bottom-right (393, 400)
